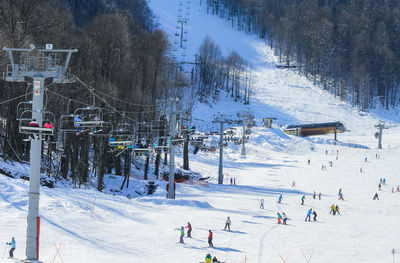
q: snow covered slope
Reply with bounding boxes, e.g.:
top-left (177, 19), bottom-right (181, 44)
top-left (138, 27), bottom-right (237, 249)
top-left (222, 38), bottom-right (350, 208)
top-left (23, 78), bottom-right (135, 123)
top-left (1, 1), bottom-right (400, 263)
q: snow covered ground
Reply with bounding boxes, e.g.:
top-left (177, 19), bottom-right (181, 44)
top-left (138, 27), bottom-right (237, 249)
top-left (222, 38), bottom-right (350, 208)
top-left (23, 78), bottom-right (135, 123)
top-left (1, 0), bottom-right (400, 262)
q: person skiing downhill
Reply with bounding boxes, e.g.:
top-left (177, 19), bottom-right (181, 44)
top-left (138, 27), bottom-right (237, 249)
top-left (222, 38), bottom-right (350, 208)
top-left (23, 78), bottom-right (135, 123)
top-left (186, 222), bottom-right (192, 238)
top-left (373, 193), bottom-right (379, 200)
top-left (176, 226), bottom-right (185, 243)
top-left (260, 198), bottom-right (264, 209)
top-left (6, 237), bottom-right (15, 258)
top-left (224, 217), bottom-right (231, 231)
top-left (305, 209), bottom-right (312, 221)
top-left (278, 195), bottom-right (283, 203)
top-left (277, 212), bottom-right (282, 224)
top-left (208, 230), bottom-right (214, 247)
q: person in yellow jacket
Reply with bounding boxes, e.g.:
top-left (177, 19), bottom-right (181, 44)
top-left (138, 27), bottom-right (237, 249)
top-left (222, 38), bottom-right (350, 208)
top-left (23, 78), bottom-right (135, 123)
top-left (205, 253), bottom-right (212, 262)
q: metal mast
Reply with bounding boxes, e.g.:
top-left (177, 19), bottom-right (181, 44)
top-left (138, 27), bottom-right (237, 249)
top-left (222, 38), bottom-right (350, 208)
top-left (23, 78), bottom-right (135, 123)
top-left (375, 121), bottom-right (388, 149)
top-left (3, 45), bottom-right (77, 262)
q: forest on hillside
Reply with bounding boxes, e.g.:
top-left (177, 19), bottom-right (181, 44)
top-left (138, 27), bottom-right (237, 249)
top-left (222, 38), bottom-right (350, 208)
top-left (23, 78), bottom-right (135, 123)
top-left (0, 0), bottom-right (252, 190)
top-left (0, 0), bottom-right (182, 190)
top-left (205, 0), bottom-right (400, 110)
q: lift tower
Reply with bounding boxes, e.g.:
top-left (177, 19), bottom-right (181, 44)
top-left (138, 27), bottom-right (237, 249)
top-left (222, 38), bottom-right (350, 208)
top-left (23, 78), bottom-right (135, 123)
top-left (3, 45), bottom-right (77, 262)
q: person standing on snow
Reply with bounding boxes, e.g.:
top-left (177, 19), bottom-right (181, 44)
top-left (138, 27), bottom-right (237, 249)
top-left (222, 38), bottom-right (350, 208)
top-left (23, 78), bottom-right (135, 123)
top-left (277, 212), bottom-right (282, 224)
top-left (282, 212), bottom-right (288, 225)
top-left (208, 230), bottom-right (214, 247)
top-left (378, 183), bottom-right (382, 191)
top-left (6, 237), bottom-right (16, 258)
top-left (260, 198), bottom-right (264, 209)
top-left (318, 192), bottom-right (322, 200)
top-left (313, 191), bottom-right (316, 199)
top-left (335, 205), bottom-right (340, 215)
top-left (186, 222), bottom-right (192, 238)
top-left (176, 226), bottom-right (185, 243)
top-left (330, 204), bottom-right (336, 215)
top-left (312, 210), bottom-right (318, 221)
top-left (301, 195), bottom-right (305, 205)
top-left (205, 253), bottom-right (212, 263)
top-left (224, 217), bottom-right (231, 231)
top-left (305, 208), bottom-right (312, 221)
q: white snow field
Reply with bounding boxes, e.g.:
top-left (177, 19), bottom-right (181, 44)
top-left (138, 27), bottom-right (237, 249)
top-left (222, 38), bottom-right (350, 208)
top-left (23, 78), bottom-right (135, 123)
top-left (1, 0), bottom-right (400, 262)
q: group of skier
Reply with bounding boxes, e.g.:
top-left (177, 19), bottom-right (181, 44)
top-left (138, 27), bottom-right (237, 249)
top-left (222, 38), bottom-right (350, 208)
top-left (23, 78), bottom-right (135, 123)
top-left (177, 218), bottom-right (232, 247)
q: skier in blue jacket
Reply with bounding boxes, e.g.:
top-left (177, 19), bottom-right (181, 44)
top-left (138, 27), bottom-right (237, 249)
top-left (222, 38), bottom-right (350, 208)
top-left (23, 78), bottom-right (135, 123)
top-left (305, 209), bottom-right (312, 222)
top-left (6, 237), bottom-right (16, 258)
top-left (278, 194), bottom-right (283, 203)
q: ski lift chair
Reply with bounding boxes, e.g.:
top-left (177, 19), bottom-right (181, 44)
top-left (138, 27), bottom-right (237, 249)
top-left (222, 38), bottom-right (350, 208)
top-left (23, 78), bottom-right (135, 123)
top-left (116, 122), bottom-right (135, 135)
top-left (109, 129), bottom-right (135, 148)
top-left (90, 121), bottom-right (113, 136)
top-left (73, 106), bottom-right (104, 128)
top-left (16, 101), bottom-right (32, 120)
top-left (60, 114), bottom-right (76, 133)
top-left (19, 110), bottom-right (55, 136)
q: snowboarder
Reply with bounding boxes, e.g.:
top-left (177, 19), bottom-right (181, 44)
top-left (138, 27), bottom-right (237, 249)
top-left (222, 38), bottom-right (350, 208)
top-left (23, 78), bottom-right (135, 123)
top-left (6, 237), bottom-right (15, 258)
top-left (260, 198), bottom-right (264, 209)
top-left (318, 192), bottom-right (321, 200)
top-left (282, 212), bottom-right (288, 225)
top-left (186, 222), bottom-right (192, 238)
top-left (208, 230), bottom-right (213, 247)
top-left (205, 253), bottom-right (212, 263)
top-left (373, 193), bottom-right (379, 200)
top-left (305, 208), bottom-right (312, 221)
top-left (335, 204), bottom-right (340, 215)
top-left (278, 194), bottom-right (283, 203)
top-left (176, 226), bottom-right (185, 243)
top-left (301, 195), bottom-right (305, 205)
top-left (330, 204), bottom-right (336, 215)
top-left (277, 212), bottom-right (282, 224)
top-left (224, 217), bottom-right (231, 231)
top-left (312, 210), bottom-right (318, 221)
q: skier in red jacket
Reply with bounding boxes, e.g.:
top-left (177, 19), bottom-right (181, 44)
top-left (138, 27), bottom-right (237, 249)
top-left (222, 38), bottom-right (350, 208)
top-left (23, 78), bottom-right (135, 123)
top-left (208, 230), bottom-right (213, 247)
top-left (186, 222), bottom-right (192, 238)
